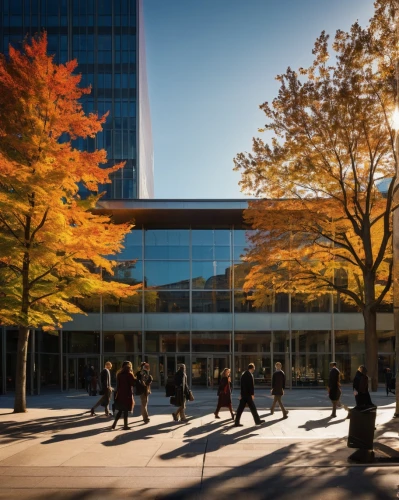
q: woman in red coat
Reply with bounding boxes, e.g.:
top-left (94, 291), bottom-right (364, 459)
top-left (214, 368), bottom-right (234, 420)
top-left (111, 361), bottom-right (136, 430)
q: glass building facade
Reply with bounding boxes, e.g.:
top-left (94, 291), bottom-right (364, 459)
top-left (0, 200), bottom-right (395, 394)
top-left (0, 0), bottom-right (154, 199)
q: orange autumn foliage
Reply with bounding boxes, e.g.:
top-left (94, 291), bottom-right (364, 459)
top-left (0, 33), bottom-right (139, 412)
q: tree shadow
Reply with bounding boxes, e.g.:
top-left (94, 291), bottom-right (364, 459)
top-left (158, 441), bottom-right (396, 500)
top-left (0, 413), bottom-right (96, 446)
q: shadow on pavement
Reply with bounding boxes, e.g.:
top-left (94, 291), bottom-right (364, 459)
top-left (298, 416), bottom-right (347, 430)
top-left (0, 413), bottom-right (97, 445)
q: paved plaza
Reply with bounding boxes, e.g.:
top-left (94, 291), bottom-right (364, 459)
top-left (0, 388), bottom-right (398, 499)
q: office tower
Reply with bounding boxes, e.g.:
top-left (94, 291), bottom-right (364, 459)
top-left (0, 0), bottom-right (154, 199)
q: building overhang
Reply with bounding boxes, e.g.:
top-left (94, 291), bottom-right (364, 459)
top-left (94, 199), bottom-right (253, 228)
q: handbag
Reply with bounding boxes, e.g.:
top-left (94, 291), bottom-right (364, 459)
top-left (170, 396), bottom-right (177, 406)
top-left (188, 390), bottom-right (194, 402)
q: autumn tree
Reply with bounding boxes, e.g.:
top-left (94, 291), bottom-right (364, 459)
top-left (234, 7), bottom-right (397, 391)
top-left (0, 34), bottom-right (139, 412)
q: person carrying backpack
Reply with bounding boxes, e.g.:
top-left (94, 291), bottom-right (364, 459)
top-left (135, 362), bottom-right (153, 424)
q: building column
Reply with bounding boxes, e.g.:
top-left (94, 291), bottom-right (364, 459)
top-left (30, 329), bottom-right (35, 396)
top-left (60, 330), bottom-right (63, 392)
top-left (1, 327), bottom-right (6, 395)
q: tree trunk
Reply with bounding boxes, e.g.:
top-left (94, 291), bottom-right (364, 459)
top-left (13, 325), bottom-right (30, 413)
top-left (363, 308), bottom-right (379, 392)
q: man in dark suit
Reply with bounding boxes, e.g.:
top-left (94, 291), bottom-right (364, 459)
top-left (328, 361), bottom-right (347, 417)
top-left (90, 361), bottom-right (113, 416)
top-left (270, 362), bottom-right (288, 418)
top-left (235, 363), bottom-right (265, 427)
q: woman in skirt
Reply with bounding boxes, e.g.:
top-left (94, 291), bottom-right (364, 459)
top-left (214, 368), bottom-right (234, 420)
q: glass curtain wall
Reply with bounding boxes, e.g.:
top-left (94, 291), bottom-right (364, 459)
top-left (0, 0), bottom-right (138, 199)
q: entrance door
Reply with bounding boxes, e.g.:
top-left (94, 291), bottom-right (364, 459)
top-left (67, 356), bottom-right (99, 391)
top-left (191, 356), bottom-right (229, 388)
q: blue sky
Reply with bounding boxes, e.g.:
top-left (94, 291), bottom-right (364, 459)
top-left (143, 0), bottom-right (375, 199)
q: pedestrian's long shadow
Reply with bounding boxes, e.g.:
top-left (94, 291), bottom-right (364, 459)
top-left (101, 419), bottom-right (185, 447)
top-left (298, 416), bottom-right (347, 431)
top-left (159, 418), bottom-right (280, 460)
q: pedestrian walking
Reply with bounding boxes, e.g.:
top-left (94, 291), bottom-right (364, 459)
top-left (90, 361), bottom-right (113, 416)
top-left (234, 363), bottom-right (265, 427)
top-left (214, 368), bottom-right (234, 421)
top-left (172, 364), bottom-right (190, 422)
top-left (135, 362), bottom-right (153, 424)
top-left (111, 361), bottom-right (136, 430)
top-left (353, 365), bottom-right (374, 407)
top-left (328, 361), bottom-right (347, 417)
top-left (270, 362), bottom-right (289, 419)
top-left (384, 367), bottom-right (393, 396)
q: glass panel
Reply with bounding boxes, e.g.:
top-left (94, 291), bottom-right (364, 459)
top-left (39, 332), bottom-right (59, 353)
top-left (335, 330), bottom-right (365, 354)
top-left (144, 291), bottom-right (189, 313)
top-left (191, 357), bottom-right (208, 386)
top-left (40, 354), bottom-right (60, 388)
top-left (234, 355), bottom-right (271, 386)
top-left (192, 332), bottom-right (230, 352)
top-left (145, 333), bottom-right (182, 353)
top-left (234, 332), bottom-right (271, 353)
top-left (192, 291), bottom-right (231, 312)
top-left (291, 294), bottom-right (330, 313)
top-left (234, 292), bottom-right (273, 312)
top-left (103, 292), bottom-right (142, 313)
top-left (117, 230), bottom-right (142, 260)
top-left (233, 229), bottom-right (256, 261)
top-left (333, 293), bottom-right (362, 312)
top-left (177, 332), bottom-right (190, 352)
top-left (192, 261), bottom-right (232, 289)
top-left (291, 331), bottom-right (331, 353)
top-left (273, 331), bottom-right (290, 353)
top-left (192, 229), bottom-right (231, 260)
top-left (145, 230), bottom-right (189, 259)
top-left (378, 330), bottom-right (395, 353)
top-left (292, 354), bottom-right (331, 387)
top-left (66, 332), bottom-right (100, 354)
top-left (103, 332), bottom-right (142, 353)
top-left (105, 261), bottom-right (143, 285)
top-left (144, 261), bottom-right (190, 289)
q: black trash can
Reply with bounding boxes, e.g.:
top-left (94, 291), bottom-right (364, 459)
top-left (347, 405), bottom-right (377, 450)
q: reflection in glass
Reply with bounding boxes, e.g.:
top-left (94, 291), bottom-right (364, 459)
top-left (103, 292), bottom-right (142, 313)
top-left (192, 261), bottom-right (232, 289)
top-left (292, 294), bottom-right (330, 313)
top-left (192, 332), bottom-right (230, 352)
top-left (145, 230), bottom-right (189, 260)
top-left (234, 332), bottom-right (271, 352)
top-left (117, 230), bottom-right (143, 260)
top-left (292, 354), bottom-right (330, 387)
top-left (234, 355), bottom-right (271, 386)
top-left (192, 291), bottom-right (231, 312)
top-left (66, 332), bottom-right (100, 353)
top-left (144, 261), bottom-right (190, 289)
top-left (144, 291), bottom-right (189, 313)
top-left (104, 332), bottom-right (142, 353)
top-left (292, 331), bottom-right (331, 353)
top-left (192, 230), bottom-right (231, 260)
top-left (107, 261), bottom-right (143, 285)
